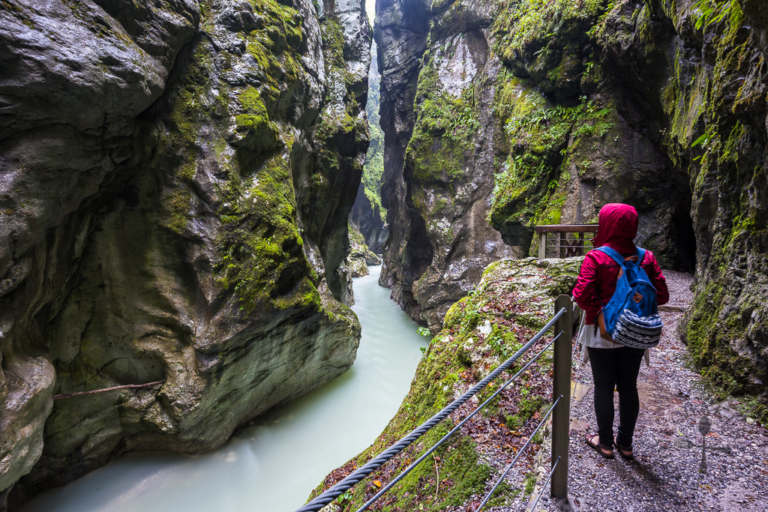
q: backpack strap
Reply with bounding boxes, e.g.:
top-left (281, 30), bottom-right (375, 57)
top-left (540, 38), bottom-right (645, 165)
top-left (596, 246), bottom-right (647, 266)
top-left (636, 247), bottom-right (647, 265)
top-left (595, 246), bottom-right (626, 267)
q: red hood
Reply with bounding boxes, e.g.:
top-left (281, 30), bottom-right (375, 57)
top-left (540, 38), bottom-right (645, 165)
top-left (592, 203), bottom-right (638, 254)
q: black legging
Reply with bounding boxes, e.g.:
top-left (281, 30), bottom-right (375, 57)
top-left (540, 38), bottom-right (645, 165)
top-left (587, 346), bottom-right (645, 448)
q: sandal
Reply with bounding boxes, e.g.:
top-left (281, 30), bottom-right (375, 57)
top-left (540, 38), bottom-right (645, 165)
top-left (585, 433), bottom-right (614, 459)
top-left (614, 436), bottom-right (634, 460)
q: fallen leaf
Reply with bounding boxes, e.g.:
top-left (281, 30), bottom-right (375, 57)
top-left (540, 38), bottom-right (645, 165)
top-left (706, 432), bottom-right (719, 438)
top-left (373, 480), bottom-right (382, 488)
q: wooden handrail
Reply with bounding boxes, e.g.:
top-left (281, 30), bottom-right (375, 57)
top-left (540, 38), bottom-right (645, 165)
top-left (535, 224), bottom-right (597, 259)
top-left (534, 224), bottom-right (598, 234)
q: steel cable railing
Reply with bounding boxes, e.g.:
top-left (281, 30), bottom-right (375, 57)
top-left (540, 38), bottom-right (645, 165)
top-left (295, 307), bottom-right (567, 512)
top-left (476, 395), bottom-right (562, 510)
top-left (355, 335), bottom-right (562, 511)
top-left (528, 456), bottom-right (561, 512)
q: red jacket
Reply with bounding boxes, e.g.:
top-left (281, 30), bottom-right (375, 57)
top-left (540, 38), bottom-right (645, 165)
top-left (572, 203), bottom-right (669, 325)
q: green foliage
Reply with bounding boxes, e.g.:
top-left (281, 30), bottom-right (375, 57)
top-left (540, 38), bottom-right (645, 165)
top-left (335, 490), bottom-right (353, 506)
top-left (417, 88), bottom-right (481, 146)
top-left (505, 395), bottom-right (544, 430)
top-left (522, 471), bottom-right (536, 497)
top-left (361, 47), bottom-right (386, 219)
top-left (692, 0), bottom-right (734, 30)
top-left (493, 0), bottom-right (609, 59)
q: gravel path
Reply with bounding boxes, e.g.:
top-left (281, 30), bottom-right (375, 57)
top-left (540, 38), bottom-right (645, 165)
top-left (542, 271), bottom-right (768, 512)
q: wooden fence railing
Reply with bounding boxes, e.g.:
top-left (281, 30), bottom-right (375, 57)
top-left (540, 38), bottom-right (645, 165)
top-left (535, 224), bottom-right (598, 259)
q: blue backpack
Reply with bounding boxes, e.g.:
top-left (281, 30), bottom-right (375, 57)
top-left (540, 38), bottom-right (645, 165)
top-left (596, 246), bottom-right (663, 349)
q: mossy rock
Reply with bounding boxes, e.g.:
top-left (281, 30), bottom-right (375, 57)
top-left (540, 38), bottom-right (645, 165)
top-left (312, 257), bottom-right (582, 509)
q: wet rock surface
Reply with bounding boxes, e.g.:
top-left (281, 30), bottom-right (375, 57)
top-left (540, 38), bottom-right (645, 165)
top-left (347, 222), bottom-right (381, 278)
top-left (375, 0), bottom-right (518, 334)
top-left (0, 0), bottom-right (369, 505)
top-left (350, 41), bottom-right (388, 255)
top-left (375, 0), bottom-right (768, 417)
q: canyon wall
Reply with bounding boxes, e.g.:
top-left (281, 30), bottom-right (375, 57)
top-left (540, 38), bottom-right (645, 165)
top-left (375, 0), bottom-right (519, 333)
top-left (375, 0), bottom-right (767, 407)
top-left (0, 0), bottom-right (369, 505)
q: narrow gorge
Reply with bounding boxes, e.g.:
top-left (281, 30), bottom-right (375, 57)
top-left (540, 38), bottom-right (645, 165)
top-left (1, 0), bottom-right (767, 510)
top-left (373, 0), bottom-right (767, 398)
top-left (1, 0), bottom-right (371, 507)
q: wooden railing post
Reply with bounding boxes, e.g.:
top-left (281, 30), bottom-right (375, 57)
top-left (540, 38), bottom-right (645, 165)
top-left (538, 232), bottom-right (547, 259)
top-left (551, 295), bottom-right (572, 499)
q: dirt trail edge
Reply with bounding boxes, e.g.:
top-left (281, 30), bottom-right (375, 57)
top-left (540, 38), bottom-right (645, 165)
top-left (545, 271), bottom-right (768, 512)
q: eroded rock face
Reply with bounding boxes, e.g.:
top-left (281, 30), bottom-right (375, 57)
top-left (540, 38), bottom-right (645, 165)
top-left (375, 0), bottom-right (521, 333)
top-left (350, 41), bottom-right (387, 254)
top-left (0, 0), bottom-right (369, 504)
top-left (377, 0), bottom-right (767, 413)
top-left (347, 222), bottom-right (381, 278)
top-left (488, 0), bottom-right (768, 417)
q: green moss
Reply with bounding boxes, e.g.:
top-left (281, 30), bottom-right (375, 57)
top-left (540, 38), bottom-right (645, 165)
top-left (443, 297), bottom-right (470, 329)
top-left (321, 18), bottom-right (347, 72)
top-left (405, 62), bottom-right (481, 186)
top-left (493, 0), bottom-right (609, 61)
top-left (232, 86), bottom-right (279, 151)
top-left (505, 395), bottom-right (544, 430)
top-left (161, 189), bottom-right (192, 235)
top-left (686, 278), bottom-right (758, 398)
top-left (214, 154), bottom-right (314, 312)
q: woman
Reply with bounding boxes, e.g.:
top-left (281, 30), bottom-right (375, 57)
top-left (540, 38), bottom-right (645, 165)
top-left (572, 203), bottom-right (669, 460)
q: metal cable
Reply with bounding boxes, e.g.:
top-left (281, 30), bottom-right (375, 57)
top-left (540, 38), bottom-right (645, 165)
top-left (294, 307), bottom-right (567, 512)
top-left (355, 334), bottom-right (561, 511)
top-left (527, 456), bottom-right (561, 512)
top-left (477, 395), bottom-right (562, 511)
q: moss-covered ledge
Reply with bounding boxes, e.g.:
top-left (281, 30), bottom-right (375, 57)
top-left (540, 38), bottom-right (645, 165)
top-left (310, 257), bottom-right (581, 511)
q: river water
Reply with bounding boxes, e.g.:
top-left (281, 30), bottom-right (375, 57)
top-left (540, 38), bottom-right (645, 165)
top-left (20, 266), bottom-right (427, 512)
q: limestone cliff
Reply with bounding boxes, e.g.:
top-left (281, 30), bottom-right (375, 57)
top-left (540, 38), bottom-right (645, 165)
top-left (0, 0), bottom-right (369, 505)
top-left (376, 0), bottom-right (767, 410)
top-left (374, 0), bottom-right (519, 334)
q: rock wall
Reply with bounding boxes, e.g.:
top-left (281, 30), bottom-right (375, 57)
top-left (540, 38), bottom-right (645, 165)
top-left (347, 222), bottom-right (381, 278)
top-left (489, 0), bottom-right (768, 416)
top-left (374, 0), bottom-right (519, 334)
top-left (376, 0), bottom-right (767, 412)
top-left (0, 0), bottom-right (369, 504)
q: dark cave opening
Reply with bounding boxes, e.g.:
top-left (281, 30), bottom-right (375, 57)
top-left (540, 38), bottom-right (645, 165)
top-left (671, 183), bottom-right (698, 273)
